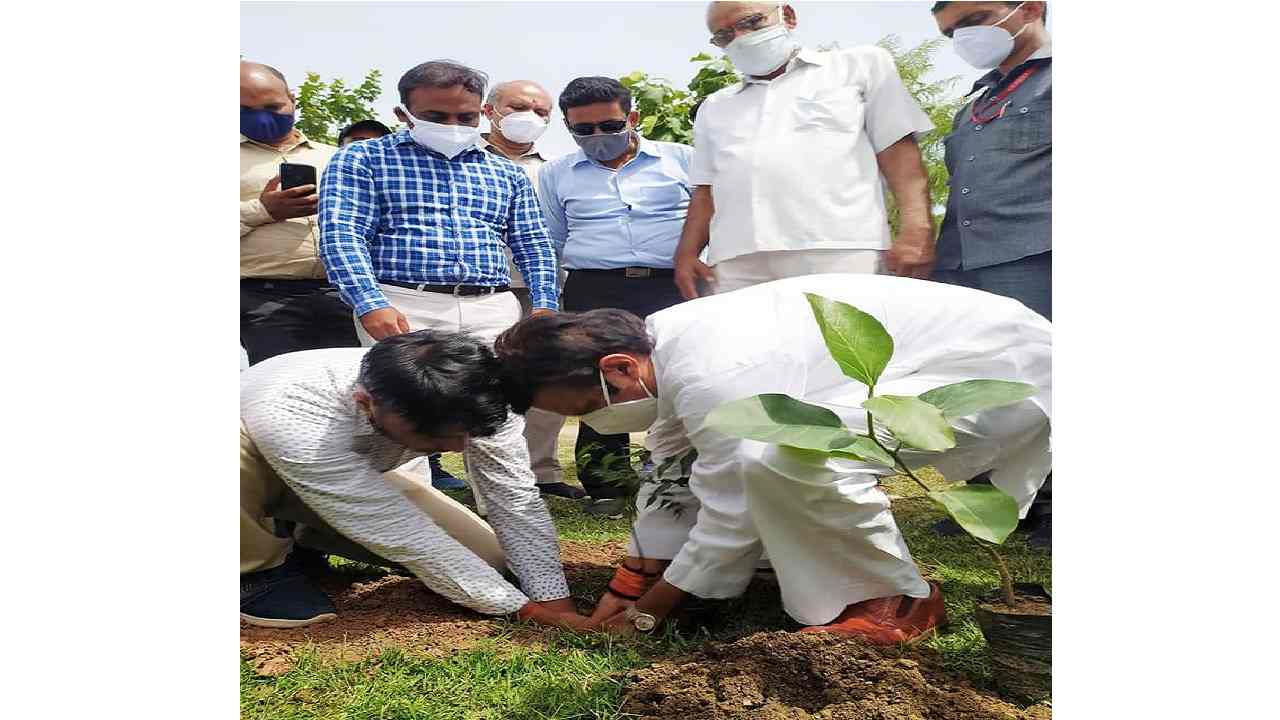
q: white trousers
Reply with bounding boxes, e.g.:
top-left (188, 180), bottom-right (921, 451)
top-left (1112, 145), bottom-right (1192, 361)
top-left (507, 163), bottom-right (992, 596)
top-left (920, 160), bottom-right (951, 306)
top-left (353, 285), bottom-right (564, 507)
top-left (713, 248), bottom-right (885, 294)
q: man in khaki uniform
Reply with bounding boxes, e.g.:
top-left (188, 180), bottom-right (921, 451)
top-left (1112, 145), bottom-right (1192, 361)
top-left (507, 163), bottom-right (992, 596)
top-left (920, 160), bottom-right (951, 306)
top-left (240, 61), bottom-right (358, 364)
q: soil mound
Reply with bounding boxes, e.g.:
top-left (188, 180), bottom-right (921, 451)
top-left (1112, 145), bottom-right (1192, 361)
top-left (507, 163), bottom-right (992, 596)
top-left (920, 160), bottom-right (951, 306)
top-left (620, 631), bottom-right (1048, 720)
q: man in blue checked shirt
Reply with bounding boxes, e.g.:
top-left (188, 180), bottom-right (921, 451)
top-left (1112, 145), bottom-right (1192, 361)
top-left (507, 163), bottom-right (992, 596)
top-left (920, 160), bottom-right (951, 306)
top-left (319, 59), bottom-right (559, 503)
top-left (537, 76), bottom-right (694, 516)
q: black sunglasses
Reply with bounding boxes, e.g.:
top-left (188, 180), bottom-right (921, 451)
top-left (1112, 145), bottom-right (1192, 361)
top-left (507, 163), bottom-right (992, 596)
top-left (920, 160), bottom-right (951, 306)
top-left (567, 119), bottom-right (629, 136)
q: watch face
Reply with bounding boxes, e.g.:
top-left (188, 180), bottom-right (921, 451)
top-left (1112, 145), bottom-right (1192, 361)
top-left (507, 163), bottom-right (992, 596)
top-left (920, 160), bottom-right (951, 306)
top-left (633, 614), bottom-right (656, 632)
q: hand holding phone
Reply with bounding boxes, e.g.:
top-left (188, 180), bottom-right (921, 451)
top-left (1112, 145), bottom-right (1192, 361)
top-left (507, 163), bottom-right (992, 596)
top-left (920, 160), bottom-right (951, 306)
top-left (280, 162), bottom-right (317, 190)
top-left (259, 169), bottom-right (318, 222)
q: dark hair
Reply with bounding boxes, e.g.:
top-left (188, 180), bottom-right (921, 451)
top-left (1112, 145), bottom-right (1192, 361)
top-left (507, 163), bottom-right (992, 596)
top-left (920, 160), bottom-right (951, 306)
top-left (398, 59), bottom-right (488, 105)
top-left (931, 1), bottom-right (1046, 22)
top-left (494, 310), bottom-right (653, 413)
top-left (357, 329), bottom-right (508, 437)
top-left (557, 76), bottom-right (632, 115)
top-left (338, 119), bottom-right (392, 144)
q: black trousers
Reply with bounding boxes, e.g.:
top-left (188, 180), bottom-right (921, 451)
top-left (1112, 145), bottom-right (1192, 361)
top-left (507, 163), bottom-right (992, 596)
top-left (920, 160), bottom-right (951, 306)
top-left (240, 279), bottom-right (360, 365)
top-left (560, 269), bottom-right (687, 499)
top-left (933, 251), bottom-right (1052, 321)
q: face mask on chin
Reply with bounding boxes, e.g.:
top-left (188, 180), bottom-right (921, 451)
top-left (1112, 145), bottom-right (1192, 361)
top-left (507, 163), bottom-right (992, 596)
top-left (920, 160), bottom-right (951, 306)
top-left (400, 106), bottom-right (482, 159)
top-left (581, 369), bottom-right (658, 434)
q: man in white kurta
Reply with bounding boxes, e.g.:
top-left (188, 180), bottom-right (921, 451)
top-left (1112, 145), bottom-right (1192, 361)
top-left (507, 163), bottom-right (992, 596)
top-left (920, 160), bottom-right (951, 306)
top-left (494, 273), bottom-right (1050, 642)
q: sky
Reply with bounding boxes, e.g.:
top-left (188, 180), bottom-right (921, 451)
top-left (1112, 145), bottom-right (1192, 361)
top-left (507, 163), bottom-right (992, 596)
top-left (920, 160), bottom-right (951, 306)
top-left (240, 0), bottom-right (991, 158)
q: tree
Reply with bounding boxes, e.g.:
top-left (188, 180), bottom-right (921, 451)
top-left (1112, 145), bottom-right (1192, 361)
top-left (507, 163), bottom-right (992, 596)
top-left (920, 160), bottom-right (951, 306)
top-left (293, 69), bottom-right (386, 145)
top-left (618, 53), bottom-right (740, 146)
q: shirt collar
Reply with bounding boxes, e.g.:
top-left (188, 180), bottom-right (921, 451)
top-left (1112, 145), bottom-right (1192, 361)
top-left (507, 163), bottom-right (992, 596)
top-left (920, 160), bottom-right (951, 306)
top-left (968, 36), bottom-right (1052, 95)
top-left (479, 133), bottom-right (545, 161)
top-left (739, 46), bottom-right (824, 89)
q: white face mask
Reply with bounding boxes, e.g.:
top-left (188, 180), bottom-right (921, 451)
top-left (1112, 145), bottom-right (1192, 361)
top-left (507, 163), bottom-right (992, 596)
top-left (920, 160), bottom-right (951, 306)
top-left (723, 5), bottom-right (800, 77)
top-left (399, 106), bottom-right (481, 159)
top-left (952, 2), bottom-right (1030, 70)
top-left (581, 369), bottom-right (658, 434)
top-left (492, 109), bottom-right (548, 144)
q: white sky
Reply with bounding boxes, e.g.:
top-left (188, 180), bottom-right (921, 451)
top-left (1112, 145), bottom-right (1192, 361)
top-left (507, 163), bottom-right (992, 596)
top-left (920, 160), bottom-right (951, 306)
top-left (240, 0), bottom-right (991, 158)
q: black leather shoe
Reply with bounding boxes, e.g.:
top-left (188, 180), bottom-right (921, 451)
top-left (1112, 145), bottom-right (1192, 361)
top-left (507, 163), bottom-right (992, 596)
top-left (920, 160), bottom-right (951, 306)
top-left (539, 482), bottom-right (586, 499)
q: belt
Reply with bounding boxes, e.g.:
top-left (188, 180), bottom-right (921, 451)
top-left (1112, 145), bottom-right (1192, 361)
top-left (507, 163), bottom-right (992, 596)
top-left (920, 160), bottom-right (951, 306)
top-left (569, 267), bottom-right (674, 278)
top-left (382, 280), bottom-right (510, 296)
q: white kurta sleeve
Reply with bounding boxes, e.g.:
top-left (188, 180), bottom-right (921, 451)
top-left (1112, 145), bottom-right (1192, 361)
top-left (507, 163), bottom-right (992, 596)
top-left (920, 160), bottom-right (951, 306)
top-left (242, 395), bottom-right (531, 615)
top-left (463, 414), bottom-right (572, 602)
top-left (855, 46), bottom-right (935, 152)
top-left (661, 356), bottom-right (806, 599)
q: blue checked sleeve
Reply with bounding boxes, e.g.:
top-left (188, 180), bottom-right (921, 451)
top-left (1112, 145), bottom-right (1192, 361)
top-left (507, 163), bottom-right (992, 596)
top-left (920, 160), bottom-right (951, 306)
top-left (318, 146), bottom-right (390, 317)
top-left (504, 170), bottom-right (559, 310)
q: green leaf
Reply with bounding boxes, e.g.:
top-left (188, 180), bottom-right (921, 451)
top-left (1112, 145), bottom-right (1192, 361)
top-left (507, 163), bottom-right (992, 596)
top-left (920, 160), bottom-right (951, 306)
top-left (689, 52), bottom-right (715, 61)
top-left (918, 380), bottom-right (1038, 420)
top-left (927, 486), bottom-right (1020, 544)
top-left (862, 395), bottom-right (955, 451)
top-left (705, 394), bottom-right (858, 453)
top-left (829, 436), bottom-right (897, 467)
top-left (804, 293), bottom-right (893, 388)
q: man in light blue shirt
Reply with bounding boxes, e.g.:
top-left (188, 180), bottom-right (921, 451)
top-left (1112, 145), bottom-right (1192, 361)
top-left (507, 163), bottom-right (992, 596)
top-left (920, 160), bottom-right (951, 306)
top-left (536, 76), bottom-right (693, 515)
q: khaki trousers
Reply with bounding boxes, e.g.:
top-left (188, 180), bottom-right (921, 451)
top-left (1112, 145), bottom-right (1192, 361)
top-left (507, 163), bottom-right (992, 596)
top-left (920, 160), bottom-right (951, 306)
top-left (240, 423), bottom-right (506, 574)
top-left (713, 249), bottom-right (885, 294)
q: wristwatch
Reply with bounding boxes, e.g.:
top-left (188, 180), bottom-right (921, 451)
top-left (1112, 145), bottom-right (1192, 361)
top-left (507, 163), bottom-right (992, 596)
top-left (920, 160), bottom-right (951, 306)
top-left (624, 605), bottom-right (658, 632)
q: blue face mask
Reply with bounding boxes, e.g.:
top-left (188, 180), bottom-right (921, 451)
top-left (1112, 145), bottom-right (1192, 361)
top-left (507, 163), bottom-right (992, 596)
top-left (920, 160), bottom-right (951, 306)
top-left (574, 128), bottom-right (633, 162)
top-left (241, 107), bottom-right (295, 143)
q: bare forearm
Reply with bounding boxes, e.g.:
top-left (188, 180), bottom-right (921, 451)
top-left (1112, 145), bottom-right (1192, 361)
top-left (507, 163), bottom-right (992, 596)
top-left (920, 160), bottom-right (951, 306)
top-left (877, 136), bottom-right (933, 232)
top-left (675, 186), bottom-right (714, 260)
top-left (636, 579), bottom-right (688, 620)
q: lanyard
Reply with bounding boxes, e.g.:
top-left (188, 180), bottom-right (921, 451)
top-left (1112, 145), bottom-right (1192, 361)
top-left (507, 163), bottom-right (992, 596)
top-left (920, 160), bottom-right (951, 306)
top-left (969, 65), bottom-right (1039, 125)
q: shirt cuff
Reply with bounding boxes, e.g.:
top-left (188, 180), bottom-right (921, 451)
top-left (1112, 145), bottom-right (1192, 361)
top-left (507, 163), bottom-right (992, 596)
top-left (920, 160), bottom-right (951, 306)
top-left (350, 291), bottom-right (391, 317)
top-left (663, 554), bottom-right (755, 600)
top-left (528, 288), bottom-right (558, 311)
top-left (240, 198), bottom-right (274, 227)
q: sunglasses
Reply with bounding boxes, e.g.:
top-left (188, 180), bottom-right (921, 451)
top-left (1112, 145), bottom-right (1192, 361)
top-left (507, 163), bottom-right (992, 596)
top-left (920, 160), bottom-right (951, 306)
top-left (567, 119), bottom-right (629, 136)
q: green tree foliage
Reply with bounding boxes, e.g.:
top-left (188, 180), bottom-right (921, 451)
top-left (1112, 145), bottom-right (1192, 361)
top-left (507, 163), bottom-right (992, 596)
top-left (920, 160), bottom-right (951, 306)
top-left (293, 69), bottom-right (386, 145)
top-left (618, 53), bottom-right (741, 145)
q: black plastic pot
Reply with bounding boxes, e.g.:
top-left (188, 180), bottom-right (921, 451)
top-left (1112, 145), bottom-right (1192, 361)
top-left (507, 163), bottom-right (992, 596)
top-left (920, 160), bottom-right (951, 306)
top-left (974, 583), bottom-right (1051, 703)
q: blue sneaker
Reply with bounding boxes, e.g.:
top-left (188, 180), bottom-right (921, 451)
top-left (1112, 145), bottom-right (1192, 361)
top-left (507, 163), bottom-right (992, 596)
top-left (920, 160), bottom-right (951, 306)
top-left (240, 557), bottom-right (337, 629)
top-left (428, 454), bottom-right (468, 490)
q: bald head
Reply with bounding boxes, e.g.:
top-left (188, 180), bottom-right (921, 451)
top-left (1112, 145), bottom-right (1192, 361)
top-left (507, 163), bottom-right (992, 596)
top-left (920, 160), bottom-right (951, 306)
top-left (240, 61), bottom-right (294, 118)
top-left (706, 2), bottom-right (795, 39)
top-left (485, 81), bottom-right (552, 111)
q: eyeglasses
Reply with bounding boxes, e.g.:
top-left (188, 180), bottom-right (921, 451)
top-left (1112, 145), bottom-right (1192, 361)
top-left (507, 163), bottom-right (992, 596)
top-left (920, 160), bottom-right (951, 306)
top-left (567, 119), bottom-right (629, 136)
top-left (709, 11), bottom-right (775, 48)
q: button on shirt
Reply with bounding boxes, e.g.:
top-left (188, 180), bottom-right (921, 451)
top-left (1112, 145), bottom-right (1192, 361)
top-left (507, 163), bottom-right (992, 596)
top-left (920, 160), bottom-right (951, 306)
top-left (241, 348), bottom-right (571, 614)
top-left (240, 132), bottom-right (336, 279)
top-left (538, 137), bottom-right (694, 270)
top-left (318, 129), bottom-right (559, 316)
top-left (690, 47), bottom-right (934, 266)
top-left (936, 42), bottom-right (1051, 271)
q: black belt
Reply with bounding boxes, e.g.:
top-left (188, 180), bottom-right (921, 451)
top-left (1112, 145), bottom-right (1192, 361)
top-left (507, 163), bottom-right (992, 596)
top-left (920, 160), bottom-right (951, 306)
top-left (382, 280), bottom-right (510, 296)
top-left (568, 267), bottom-right (674, 278)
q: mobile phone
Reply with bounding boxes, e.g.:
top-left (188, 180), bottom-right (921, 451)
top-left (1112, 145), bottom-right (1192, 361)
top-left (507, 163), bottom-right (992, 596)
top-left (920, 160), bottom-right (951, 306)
top-left (280, 163), bottom-right (317, 191)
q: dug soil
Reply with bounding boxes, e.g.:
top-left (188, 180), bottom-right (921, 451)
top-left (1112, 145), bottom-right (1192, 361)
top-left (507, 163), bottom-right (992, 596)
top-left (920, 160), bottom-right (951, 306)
top-left (240, 539), bottom-right (626, 675)
top-left (621, 631), bottom-right (1050, 720)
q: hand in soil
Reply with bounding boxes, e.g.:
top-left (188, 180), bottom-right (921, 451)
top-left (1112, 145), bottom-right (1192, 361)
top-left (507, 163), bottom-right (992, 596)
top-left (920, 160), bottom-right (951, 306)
top-left (590, 591), bottom-right (634, 624)
top-left (518, 598), bottom-right (595, 631)
top-left (598, 611), bottom-right (638, 637)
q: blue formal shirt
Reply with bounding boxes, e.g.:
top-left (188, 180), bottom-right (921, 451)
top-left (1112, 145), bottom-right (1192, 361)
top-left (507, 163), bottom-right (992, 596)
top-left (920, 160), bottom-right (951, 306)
top-left (537, 137), bottom-right (693, 270)
top-left (318, 129), bottom-right (558, 316)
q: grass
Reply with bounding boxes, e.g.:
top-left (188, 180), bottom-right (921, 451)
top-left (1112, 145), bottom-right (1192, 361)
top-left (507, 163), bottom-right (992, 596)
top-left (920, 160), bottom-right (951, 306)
top-left (244, 423), bottom-right (1051, 717)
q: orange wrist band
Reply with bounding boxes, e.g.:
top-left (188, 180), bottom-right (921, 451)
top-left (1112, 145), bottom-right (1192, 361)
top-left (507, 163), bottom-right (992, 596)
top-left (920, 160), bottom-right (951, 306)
top-left (607, 565), bottom-right (654, 599)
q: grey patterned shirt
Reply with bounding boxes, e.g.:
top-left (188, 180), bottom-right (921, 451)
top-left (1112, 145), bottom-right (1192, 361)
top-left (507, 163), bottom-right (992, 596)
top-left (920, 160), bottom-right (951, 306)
top-left (240, 348), bottom-right (570, 614)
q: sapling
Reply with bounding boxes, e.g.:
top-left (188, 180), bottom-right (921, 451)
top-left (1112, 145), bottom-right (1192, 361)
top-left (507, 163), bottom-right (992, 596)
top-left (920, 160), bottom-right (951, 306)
top-left (705, 293), bottom-right (1041, 606)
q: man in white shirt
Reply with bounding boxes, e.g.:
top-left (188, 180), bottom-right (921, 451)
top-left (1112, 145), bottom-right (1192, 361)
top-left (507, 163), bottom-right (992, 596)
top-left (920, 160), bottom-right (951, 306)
top-left (673, 3), bottom-right (938, 299)
top-left (495, 274), bottom-right (1051, 642)
top-left (240, 330), bottom-right (588, 630)
top-left (478, 79), bottom-right (582, 501)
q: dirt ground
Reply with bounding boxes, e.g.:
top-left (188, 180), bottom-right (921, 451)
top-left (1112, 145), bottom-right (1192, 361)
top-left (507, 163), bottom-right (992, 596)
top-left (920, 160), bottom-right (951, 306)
top-left (239, 539), bottom-right (626, 675)
top-left (620, 632), bottom-right (1050, 720)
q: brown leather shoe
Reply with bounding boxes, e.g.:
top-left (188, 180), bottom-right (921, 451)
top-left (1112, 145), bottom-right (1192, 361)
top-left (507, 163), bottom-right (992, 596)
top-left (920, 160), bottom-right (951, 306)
top-left (801, 582), bottom-right (947, 645)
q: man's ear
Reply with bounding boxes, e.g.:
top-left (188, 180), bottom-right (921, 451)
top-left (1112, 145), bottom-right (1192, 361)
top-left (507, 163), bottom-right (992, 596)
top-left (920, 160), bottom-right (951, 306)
top-left (783, 4), bottom-right (798, 30)
top-left (353, 387), bottom-right (374, 414)
top-left (599, 353), bottom-right (640, 384)
top-left (627, 110), bottom-right (641, 128)
top-left (393, 106), bottom-right (410, 126)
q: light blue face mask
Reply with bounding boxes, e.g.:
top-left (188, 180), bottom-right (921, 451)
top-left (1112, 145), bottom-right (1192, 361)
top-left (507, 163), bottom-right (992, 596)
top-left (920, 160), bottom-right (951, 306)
top-left (581, 369), bottom-right (657, 434)
top-left (573, 128), bottom-right (633, 162)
